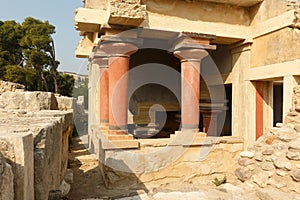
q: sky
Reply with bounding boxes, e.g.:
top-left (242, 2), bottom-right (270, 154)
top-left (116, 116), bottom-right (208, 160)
top-left (0, 0), bottom-right (88, 75)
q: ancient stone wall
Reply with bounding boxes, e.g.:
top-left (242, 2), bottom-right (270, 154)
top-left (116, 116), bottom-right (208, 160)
top-left (0, 88), bottom-right (74, 200)
top-left (96, 135), bottom-right (243, 190)
top-left (233, 86), bottom-right (300, 195)
top-left (0, 80), bottom-right (25, 94)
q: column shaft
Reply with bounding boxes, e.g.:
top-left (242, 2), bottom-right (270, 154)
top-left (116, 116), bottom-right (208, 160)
top-left (181, 61), bottom-right (200, 130)
top-left (100, 67), bottom-right (109, 125)
top-left (108, 56), bottom-right (130, 131)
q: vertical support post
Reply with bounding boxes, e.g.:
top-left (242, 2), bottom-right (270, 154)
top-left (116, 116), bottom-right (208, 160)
top-left (174, 49), bottom-right (208, 132)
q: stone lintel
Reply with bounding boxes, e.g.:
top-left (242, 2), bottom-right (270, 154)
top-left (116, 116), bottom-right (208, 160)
top-left (100, 35), bottom-right (143, 46)
top-left (173, 42), bottom-right (216, 52)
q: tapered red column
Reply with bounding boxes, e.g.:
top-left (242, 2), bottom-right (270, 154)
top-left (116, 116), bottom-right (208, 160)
top-left (174, 49), bottom-right (208, 131)
top-left (94, 58), bottom-right (109, 127)
top-left (101, 42), bottom-right (137, 135)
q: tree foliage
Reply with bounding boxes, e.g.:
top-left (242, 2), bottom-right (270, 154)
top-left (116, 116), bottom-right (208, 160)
top-left (0, 17), bottom-right (74, 97)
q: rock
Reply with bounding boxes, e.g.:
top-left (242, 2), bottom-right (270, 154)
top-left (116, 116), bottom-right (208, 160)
top-left (252, 172), bottom-right (270, 188)
top-left (289, 138), bottom-right (300, 151)
top-left (296, 164), bottom-right (300, 169)
top-left (291, 170), bottom-right (300, 182)
top-left (254, 152), bottom-right (263, 162)
top-left (238, 158), bottom-right (255, 166)
top-left (276, 169), bottom-right (288, 177)
top-left (286, 151), bottom-right (300, 160)
top-left (58, 180), bottom-right (71, 197)
top-left (240, 151), bottom-right (255, 159)
top-left (235, 167), bottom-right (252, 182)
top-left (273, 160), bottom-right (292, 171)
top-left (295, 105), bottom-right (300, 112)
top-left (262, 162), bottom-right (275, 171)
top-left (262, 149), bottom-right (274, 155)
top-left (277, 133), bottom-right (297, 142)
top-left (256, 188), bottom-right (295, 200)
top-left (64, 169), bottom-right (73, 184)
top-left (288, 111), bottom-right (298, 116)
top-left (265, 135), bottom-right (277, 145)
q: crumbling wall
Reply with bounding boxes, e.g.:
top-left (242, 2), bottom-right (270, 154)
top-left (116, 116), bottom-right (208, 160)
top-left (0, 89), bottom-right (74, 200)
top-left (0, 80), bottom-right (25, 94)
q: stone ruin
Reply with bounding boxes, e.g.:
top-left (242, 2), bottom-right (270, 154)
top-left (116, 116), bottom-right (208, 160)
top-left (0, 81), bottom-right (74, 200)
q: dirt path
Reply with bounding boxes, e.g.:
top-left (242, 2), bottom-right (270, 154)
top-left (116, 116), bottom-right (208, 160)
top-left (67, 136), bottom-right (138, 200)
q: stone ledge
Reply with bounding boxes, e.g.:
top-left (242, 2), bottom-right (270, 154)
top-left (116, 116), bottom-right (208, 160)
top-left (101, 140), bottom-right (140, 150)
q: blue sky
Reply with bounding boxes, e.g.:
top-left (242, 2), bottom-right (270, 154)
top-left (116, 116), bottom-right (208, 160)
top-left (0, 0), bottom-right (88, 75)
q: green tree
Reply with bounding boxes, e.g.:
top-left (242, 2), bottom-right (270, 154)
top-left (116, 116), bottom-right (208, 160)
top-left (20, 17), bottom-right (59, 92)
top-left (0, 20), bottom-right (24, 74)
top-left (3, 65), bottom-right (38, 90)
top-left (57, 74), bottom-right (75, 97)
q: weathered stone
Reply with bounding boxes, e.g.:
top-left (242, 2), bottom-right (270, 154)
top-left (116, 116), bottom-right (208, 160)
top-left (252, 172), bottom-right (270, 188)
top-left (58, 180), bottom-right (71, 197)
top-left (277, 133), bottom-right (298, 142)
top-left (238, 157), bottom-right (255, 166)
top-left (276, 169), bottom-right (288, 177)
top-left (240, 151), bottom-right (255, 159)
top-left (265, 135), bottom-right (277, 145)
top-left (262, 162), bottom-right (275, 171)
top-left (291, 170), bottom-right (300, 182)
top-left (64, 169), bottom-right (74, 184)
top-left (108, 1), bottom-right (146, 26)
top-left (235, 167), bottom-right (252, 182)
top-left (286, 151), bottom-right (300, 160)
top-left (273, 160), bottom-right (292, 171)
top-left (262, 149), bottom-right (274, 155)
top-left (288, 111), bottom-right (298, 116)
top-left (254, 152), bottom-right (263, 162)
top-left (0, 152), bottom-right (14, 200)
top-left (289, 138), bottom-right (300, 151)
top-left (256, 188), bottom-right (295, 200)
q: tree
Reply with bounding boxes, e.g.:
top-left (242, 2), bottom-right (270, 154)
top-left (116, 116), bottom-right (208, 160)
top-left (3, 65), bottom-right (38, 90)
top-left (20, 17), bottom-right (59, 92)
top-left (57, 74), bottom-right (75, 97)
top-left (0, 20), bottom-right (24, 69)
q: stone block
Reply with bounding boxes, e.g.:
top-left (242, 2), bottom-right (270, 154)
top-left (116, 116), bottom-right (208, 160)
top-left (108, 1), bottom-right (146, 26)
top-left (0, 132), bottom-right (34, 200)
top-left (0, 152), bottom-right (14, 200)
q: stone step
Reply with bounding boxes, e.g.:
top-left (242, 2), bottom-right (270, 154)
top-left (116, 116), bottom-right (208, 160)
top-left (106, 134), bottom-right (134, 140)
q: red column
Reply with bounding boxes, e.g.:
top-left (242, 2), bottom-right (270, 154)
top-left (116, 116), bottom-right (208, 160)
top-left (100, 42), bottom-right (137, 135)
top-left (174, 49), bottom-right (208, 132)
top-left (96, 58), bottom-right (109, 128)
top-left (256, 81), bottom-right (264, 139)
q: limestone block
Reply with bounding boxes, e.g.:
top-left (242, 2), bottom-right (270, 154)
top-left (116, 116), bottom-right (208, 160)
top-left (108, 1), bottom-right (146, 26)
top-left (0, 91), bottom-right (58, 111)
top-left (55, 95), bottom-right (74, 111)
top-left (0, 132), bottom-right (34, 200)
top-left (0, 152), bottom-right (14, 200)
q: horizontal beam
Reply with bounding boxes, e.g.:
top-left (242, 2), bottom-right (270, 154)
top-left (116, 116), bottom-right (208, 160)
top-left (141, 12), bottom-right (250, 42)
top-left (245, 59), bottom-right (300, 81)
top-left (252, 10), bottom-right (297, 39)
top-left (74, 8), bottom-right (107, 32)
